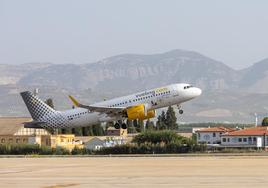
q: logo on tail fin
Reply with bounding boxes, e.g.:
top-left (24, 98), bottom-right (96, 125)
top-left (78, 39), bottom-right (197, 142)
top-left (20, 91), bottom-right (56, 120)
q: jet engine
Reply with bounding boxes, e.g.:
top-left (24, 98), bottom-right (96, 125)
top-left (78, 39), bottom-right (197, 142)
top-left (126, 104), bottom-right (155, 120)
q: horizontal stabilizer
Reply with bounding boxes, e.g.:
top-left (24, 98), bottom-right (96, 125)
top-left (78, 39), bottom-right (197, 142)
top-left (23, 121), bottom-right (46, 129)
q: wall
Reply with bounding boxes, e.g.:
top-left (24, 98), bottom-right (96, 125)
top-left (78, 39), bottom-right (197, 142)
top-left (197, 132), bottom-right (223, 144)
top-left (221, 135), bottom-right (268, 147)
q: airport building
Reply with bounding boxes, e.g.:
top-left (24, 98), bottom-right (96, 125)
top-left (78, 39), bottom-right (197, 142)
top-left (221, 126), bottom-right (268, 148)
top-left (195, 127), bottom-right (235, 144)
top-left (196, 125), bottom-right (268, 149)
top-left (50, 134), bottom-right (83, 150)
top-left (0, 117), bottom-right (83, 150)
top-left (0, 117), bottom-right (51, 146)
top-left (76, 136), bottom-right (128, 150)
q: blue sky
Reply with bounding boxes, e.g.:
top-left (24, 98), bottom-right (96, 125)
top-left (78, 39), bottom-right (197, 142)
top-left (1, 0), bottom-right (268, 69)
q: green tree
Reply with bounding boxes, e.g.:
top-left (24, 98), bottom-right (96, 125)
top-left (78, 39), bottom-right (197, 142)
top-left (45, 98), bottom-right (54, 109)
top-left (133, 119), bottom-right (143, 132)
top-left (132, 130), bottom-right (187, 145)
top-left (138, 119), bottom-right (145, 132)
top-left (61, 128), bottom-right (72, 134)
top-left (72, 127), bottom-right (83, 136)
top-left (92, 124), bottom-right (105, 136)
top-left (156, 111), bottom-right (167, 130)
top-left (82, 127), bottom-right (93, 136)
top-left (165, 106), bottom-right (178, 130)
top-left (127, 120), bottom-right (137, 133)
top-left (145, 119), bottom-right (155, 131)
top-left (133, 119), bottom-right (138, 127)
top-left (262, 117), bottom-right (268, 126)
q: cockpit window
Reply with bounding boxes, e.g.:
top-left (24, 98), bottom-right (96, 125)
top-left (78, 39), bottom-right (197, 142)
top-left (184, 85), bottom-right (193, 89)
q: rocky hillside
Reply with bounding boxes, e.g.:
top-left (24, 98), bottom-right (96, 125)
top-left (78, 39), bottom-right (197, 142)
top-left (239, 58), bottom-right (268, 93)
top-left (2, 49), bottom-right (267, 93)
top-left (17, 50), bottom-right (239, 92)
top-left (0, 63), bottom-right (51, 85)
top-left (1, 49), bottom-right (268, 123)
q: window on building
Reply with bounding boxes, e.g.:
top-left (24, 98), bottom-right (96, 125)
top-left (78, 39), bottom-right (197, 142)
top-left (227, 138), bottom-right (230, 142)
top-left (23, 138), bottom-right (27, 143)
top-left (213, 133), bottom-right (216, 137)
top-left (1, 138), bottom-right (5, 143)
top-left (16, 138), bottom-right (20, 143)
top-left (243, 138), bottom-right (247, 142)
top-left (222, 138), bottom-right (226, 142)
top-left (253, 137), bottom-right (257, 142)
top-left (9, 138), bottom-right (13, 143)
top-left (238, 138), bottom-right (242, 142)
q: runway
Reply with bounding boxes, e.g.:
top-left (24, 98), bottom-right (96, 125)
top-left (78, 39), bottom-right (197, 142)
top-left (1, 156), bottom-right (268, 188)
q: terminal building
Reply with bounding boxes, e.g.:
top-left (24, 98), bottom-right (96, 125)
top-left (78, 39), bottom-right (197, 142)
top-left (0, 117), bottom-right (51, 146)
top-left (195, 127), bottom-right (235, 144)
top-left (221, 126), bottom-right (268, 148)
top-left (0, 117), bottom-right (83, 150)
top-left (195, 125), bottom-right (268, 149)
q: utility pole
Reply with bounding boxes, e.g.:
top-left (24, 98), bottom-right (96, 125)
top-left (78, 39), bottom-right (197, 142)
top-left (255, 113), bottom-right (258, 127)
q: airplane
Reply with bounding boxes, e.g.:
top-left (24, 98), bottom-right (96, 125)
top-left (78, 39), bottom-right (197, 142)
top-left (20, 83), bottom-right (202, 130)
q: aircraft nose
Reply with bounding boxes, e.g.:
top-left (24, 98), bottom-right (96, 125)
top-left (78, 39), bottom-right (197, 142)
top-left (191, 87), bottom-right (202, 97)
top-left (195, 88), bottom-right (202, 96)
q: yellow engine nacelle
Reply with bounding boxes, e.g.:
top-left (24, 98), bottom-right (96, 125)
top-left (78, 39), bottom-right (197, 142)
top-left (126, 104), bottom-right (155, 120)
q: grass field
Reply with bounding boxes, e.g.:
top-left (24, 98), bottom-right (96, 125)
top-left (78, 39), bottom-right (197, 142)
top-left (1, 156), bottom-right (268, 188)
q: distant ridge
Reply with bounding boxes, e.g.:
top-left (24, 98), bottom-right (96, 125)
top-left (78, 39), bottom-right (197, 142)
top-left (15, 49), bottom-right (239, 92)
top-left (1, 49), bottom-right (268, 123)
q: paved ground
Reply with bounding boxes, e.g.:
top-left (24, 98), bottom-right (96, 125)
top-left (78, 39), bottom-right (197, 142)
top-left (1, 156), bottom-right (268, 188)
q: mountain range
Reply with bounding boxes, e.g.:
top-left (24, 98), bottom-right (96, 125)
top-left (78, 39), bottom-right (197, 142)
top-left (1, 49), bottom-right (268, 123)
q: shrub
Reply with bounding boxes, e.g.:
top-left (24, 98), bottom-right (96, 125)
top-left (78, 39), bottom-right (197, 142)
top-left (96, 141), bottom-right (207, 155)
top-left (71, 147), bottom-right (92, 155)
top-left (132, 130), bottom-right (186, 145)
top-left (53, 147), bottom-right (70, 155)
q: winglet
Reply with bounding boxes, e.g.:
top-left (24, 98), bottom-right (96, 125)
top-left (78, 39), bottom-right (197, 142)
top-left (68, 95), bottom-right (80, 107)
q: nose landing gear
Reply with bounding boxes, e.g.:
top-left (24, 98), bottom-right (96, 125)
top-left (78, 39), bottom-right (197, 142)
top-left (177, 105), bottom-right (184, 114)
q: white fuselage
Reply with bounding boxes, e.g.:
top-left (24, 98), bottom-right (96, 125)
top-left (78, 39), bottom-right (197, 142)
top-left (45, 83), bottom-right (201, 128)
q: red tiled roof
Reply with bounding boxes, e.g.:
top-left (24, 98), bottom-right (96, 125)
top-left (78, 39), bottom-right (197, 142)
top-left (223, 126), bottom-right (268, 136)
top-left (196, 126), bottom-right (235, 133)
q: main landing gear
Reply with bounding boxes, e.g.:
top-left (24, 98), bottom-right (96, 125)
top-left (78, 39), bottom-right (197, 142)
top-left (177, 105), bottom-right (184, 114)
top-left (114, 121), bottom-right (127, 129)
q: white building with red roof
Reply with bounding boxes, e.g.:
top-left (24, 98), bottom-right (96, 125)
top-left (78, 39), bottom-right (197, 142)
top-left (195, 127), bottom-right (236, 145)
top-left (221, 126), bottom-right (268, 148)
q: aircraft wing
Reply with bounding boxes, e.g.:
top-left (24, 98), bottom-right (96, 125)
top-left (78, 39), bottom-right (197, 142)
top-left (68, 95), bottom-right (125, 115)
